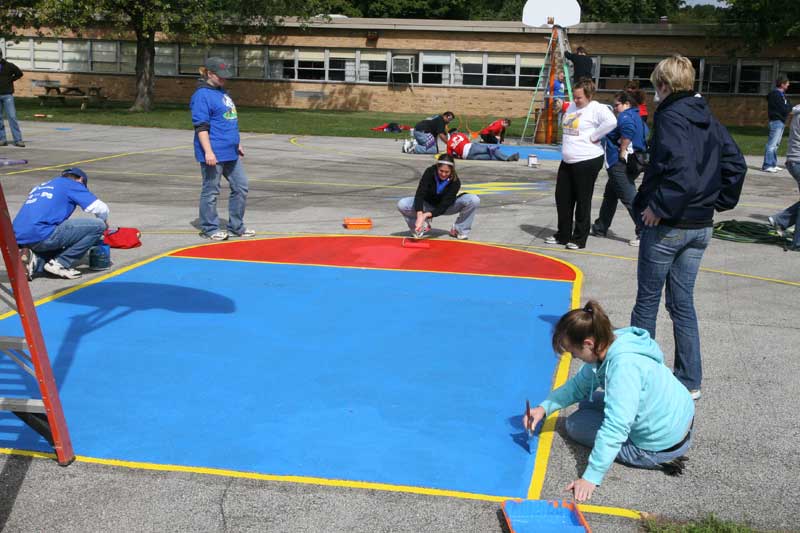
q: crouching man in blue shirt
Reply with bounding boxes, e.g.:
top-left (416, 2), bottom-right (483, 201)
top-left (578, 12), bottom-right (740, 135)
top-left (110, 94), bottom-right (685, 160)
top-left (14, 167), bottom-right (109, 280)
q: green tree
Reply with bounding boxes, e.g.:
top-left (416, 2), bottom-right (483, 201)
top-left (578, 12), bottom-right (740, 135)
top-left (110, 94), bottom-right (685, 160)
top-left (3, 0), bottom-right (330, 111)
top-left (577, 0), bottom-right (685, 23)
top-left (722, 0), bottom-right (800, 52)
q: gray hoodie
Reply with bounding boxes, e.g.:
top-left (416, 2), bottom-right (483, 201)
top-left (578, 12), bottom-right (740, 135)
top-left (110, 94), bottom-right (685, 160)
top-left (788, 105), bottom-right (800, 163)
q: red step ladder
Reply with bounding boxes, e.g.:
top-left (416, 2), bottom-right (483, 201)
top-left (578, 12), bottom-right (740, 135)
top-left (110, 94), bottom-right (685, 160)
top-left (0, 166), bottom-right (74, 466)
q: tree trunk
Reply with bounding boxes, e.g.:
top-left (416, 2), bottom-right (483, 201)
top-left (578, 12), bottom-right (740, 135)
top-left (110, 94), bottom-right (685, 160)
top-left (130, 31), bottom-right (156, 112)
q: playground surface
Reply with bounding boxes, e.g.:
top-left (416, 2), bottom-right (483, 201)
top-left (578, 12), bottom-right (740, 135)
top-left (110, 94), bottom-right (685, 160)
top-left (0, 122), bottom-right (797, 532)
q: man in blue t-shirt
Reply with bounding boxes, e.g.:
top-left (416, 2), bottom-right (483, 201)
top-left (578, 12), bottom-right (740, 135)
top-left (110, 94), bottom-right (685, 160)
top-left (13, 168), bottom-right (109, 280)
top-left (191, 57), bottom-right (254, 241)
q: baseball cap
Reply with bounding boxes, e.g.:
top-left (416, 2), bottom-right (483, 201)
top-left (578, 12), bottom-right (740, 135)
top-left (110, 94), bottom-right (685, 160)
top-left (63, 167), bottom-right (88, 186)
top-left (205, 57), bottom-right (234, 79)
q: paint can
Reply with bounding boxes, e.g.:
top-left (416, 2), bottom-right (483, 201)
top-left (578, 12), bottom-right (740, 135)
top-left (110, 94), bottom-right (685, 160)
top-left (527, 154), bottom-right (539, 167)
top-left (89, 244), bottom-right (112, 270)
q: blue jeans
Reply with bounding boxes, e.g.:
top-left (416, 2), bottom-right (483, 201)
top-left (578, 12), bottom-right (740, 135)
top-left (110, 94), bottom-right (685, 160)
top-left (0, 94), bottom-right (23, 143)
top-left (29, 218), bottom-right (105, 270)
top-left (565, 392), bottom-right (692, 469)
top-left (397, 194), bottom-right (480, 236)
top-left (199, 159), bottom-right (249, 236)
top-left (771, 160), bottom-right (800, 250)
top-left (631, 225), bottom-right (712, 390)
top-left (593, 161), bottom-right (640, 236)
top-left (413, 130), bottom-right (438, 154)
top-left (466, 144), bottom-right (515, 161)
top-left (762, 120), bottom-right (785, 170)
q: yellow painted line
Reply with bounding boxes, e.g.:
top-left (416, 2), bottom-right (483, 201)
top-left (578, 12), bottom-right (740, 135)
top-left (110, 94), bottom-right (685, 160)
top-left (578, 503), bottom-right (643, 520)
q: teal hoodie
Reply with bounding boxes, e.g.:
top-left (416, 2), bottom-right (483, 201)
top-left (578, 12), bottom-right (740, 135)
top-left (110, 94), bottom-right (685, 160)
top-left (538, 327), bottom-right (695, 485)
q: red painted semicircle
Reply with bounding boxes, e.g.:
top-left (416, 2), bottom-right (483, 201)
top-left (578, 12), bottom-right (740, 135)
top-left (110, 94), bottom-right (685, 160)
top-left (170, 236), bottom-right (577, 281)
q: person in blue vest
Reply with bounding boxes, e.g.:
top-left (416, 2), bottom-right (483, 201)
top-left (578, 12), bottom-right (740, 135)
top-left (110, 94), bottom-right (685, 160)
top-left (14, 168), bottom-right (108, 280)
top-left (191, 57), bottom-right (255, 241)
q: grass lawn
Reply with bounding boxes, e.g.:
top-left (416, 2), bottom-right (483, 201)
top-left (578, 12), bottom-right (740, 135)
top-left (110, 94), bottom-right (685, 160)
top-left (12, 98), bottom-right (785, 157)
top-left (643, 514), bottom-right (766, 533)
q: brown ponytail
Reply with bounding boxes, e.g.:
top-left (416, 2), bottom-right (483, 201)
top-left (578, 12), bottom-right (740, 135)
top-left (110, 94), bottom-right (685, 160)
top-left (551, 299), bottom-right (614, 355)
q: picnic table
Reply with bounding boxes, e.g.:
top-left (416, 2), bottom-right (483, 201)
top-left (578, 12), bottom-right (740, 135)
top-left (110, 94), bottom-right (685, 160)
top-left (33, 80), bottom-right (108, 110)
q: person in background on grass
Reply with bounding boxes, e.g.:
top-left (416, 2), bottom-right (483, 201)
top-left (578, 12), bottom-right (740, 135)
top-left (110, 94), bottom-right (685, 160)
top-left (768, 103), bottom-right (800, 250)
top-left (191, 57), bottom-right (255, 241)
top-left (523, 300), bottom-right (695, 502)
top-left (396, 154), bottom-right (480, 240)
top-left (762, 75), bottom-right (792, 173)
top-left (545, 77), bottom-right (617, 250)
top-left (14, 168), bottom-right (108, 281)
top-left (479, 118), bottom-right (510, 144)
top-left (0, 49), bottom-right (25, 148)
top-left (591, 91), bottom-right (648, 246)
top-left (625, 80), bottom-right (649, 126)
top-left (446, 131), bottom-right (519, 162)
top-left (631, 55), bottom-right (747, 401)
top-left (403, 111), bottom-right (455, 154)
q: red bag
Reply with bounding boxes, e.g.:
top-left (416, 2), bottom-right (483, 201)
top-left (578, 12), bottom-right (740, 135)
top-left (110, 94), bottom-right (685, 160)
top-left (103, 227), bottom-right (142, 249)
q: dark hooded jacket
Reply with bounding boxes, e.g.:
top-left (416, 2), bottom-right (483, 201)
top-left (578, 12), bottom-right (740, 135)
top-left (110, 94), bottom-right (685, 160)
top-left (634, 91), bottom-right (747, 228)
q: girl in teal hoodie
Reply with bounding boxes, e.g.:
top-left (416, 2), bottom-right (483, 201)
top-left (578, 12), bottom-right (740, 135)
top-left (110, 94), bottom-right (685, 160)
top-left (524, 300), bottom-right (695, 501)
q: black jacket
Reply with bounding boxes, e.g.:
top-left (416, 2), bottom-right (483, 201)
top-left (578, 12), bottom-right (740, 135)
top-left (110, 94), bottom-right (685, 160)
top-left (565, 52), bottom-right (593, 81)
top-left (767, 88), bottom-right (792, 122)
top-left (0, 60), bottom-right (23, 95)
top-left (414, 115), bottom-right (447, 137)
top-left (634, 91), bottom-right (747, 228)
top-left (413, 165), bottom-right (460, 217)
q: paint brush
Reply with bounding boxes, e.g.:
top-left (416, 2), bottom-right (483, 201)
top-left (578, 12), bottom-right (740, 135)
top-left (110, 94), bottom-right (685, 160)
top-left (525, 399), bottom-right (533, 437)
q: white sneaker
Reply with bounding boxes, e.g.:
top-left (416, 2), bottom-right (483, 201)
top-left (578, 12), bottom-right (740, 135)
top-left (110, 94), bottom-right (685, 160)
top-left (689, 389), bottom-right (702, 401)
top-left (402, 139), bottom-right (412, 153)
top-left (544, 236), bottom-right (560, 245)
top-left (565, 242), bottom-right (580, 250)
top-left (628, 238), bottom-right (640, 247)
top-left (775, 166), bottom-right (785, 171)
top-left (767, 216), bottom-right (784, 237)
top-left (20, 248), bottom-right (37, 281)
top-left (233, 229), bottom-right (256, 238)
top-left (449, 226), bottom-right (468, 240)
top-left (44, 259), bottom-right (81, 280)
top-left (202, 230), bottom-right (229, 241)
top-left (763, 167), bottom-right (779, 173)
top-left (412, 221), bottom-right (431, 239)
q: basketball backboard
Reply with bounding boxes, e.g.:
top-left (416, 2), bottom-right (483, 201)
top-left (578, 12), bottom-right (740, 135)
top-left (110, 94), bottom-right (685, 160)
top-left (522, 0), bottom-right (581, 28)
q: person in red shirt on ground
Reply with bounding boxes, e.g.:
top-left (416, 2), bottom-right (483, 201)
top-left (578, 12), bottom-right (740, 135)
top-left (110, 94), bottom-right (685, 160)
top-left (479, 118), bottom-right (510, 144)
top-left (446, 132), bottom-right (519, 161)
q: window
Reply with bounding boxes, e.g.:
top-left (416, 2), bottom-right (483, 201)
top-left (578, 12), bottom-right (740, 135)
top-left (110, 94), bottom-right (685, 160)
top-left (519, 55), bottom-right (543, 88)
top-left (598, 56), bottom-right (631, 90)
top-left (297, 49), bottom-right (325, 80)
top-left (454, 53), bottom-right (483, 86)
top-left (358, 51), bottom-right (388, 83)
top-left (422, 52), bottom-right (451, 85)
top-left (738, 62), bottom-right (773, 95)
top-left (269, 48), bottom-right (295, 80)
top-left (328, 50), bottom-right (355, 82)
top-left (179, 45), bottom-right (206, 75)
top-left (2, 39), bottom-right (31, 69)
top-left (154, 44), bottom-right (177, 76)
top-left (632, 58), bottom-right (659, 90)
top-left (33, 39), bottom-right (60, 71)
top-left (781, 61), bottom-right (800, 96)
top-left (91, 41), bottom-right (118, 73)
top-left (120, 42), bottom-right (136, 74)
top-left (238, 47), bottom-right (265, 78)
top-left (486, 54), bottom-right (516, 87)
top-left (702, 63), bottom-right (733, 93)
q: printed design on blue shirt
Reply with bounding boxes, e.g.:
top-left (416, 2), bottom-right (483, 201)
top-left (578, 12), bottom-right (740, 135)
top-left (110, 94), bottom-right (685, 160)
top-left (222, 94), bottom-right (238, 120)
top-left (25, 184), bottom-right (56, 205)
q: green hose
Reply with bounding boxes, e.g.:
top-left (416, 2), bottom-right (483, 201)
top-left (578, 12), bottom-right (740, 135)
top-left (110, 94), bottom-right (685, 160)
top-left (712, 220), bottom-right (794, 249)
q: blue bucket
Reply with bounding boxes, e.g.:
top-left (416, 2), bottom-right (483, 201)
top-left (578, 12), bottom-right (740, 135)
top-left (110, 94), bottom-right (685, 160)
top-left (89, 244), bottom-right (112, 270)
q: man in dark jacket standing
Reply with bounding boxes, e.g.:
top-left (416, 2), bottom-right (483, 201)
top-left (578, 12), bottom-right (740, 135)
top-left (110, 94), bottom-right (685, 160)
top-left (631, 55), bottom-right (747, 401)
top-left (564, 47), bottom-right (594, 84)
top-left (762, 76), bottom-right (792, 173)
top-left (0, 50), bottom-right (25, 147)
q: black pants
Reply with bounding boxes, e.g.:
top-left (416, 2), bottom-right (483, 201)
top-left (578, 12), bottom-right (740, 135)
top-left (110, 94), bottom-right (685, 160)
top-left (480, 133), bottom-right (499, 144)
top-left (554, 155), bottom-right (605, 248)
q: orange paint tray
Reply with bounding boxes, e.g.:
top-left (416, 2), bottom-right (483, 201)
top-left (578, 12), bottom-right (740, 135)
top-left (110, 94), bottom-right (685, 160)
top-left (343, 218), bottom-right (373, 229)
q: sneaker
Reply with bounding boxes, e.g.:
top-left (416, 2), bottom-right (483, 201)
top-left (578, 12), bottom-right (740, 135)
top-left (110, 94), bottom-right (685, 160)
top-left (13, 141), bottom-right (25, 148)
top-left (449, 226), bottom-right (468, 240)
top-left (589, 224), bottom-right (606, 238)
top-left (43, 259), bottom-right (81, 280)
top-left (232, 229), bottom-right (256, 238)
top-left (628, 238), bottom-right (640, 247)
top-left (565, 242), bottom-right (580, 250)
top-left (775, 166), bottom-right (785, 171)
top-left (767, 215), bottom-right (784, 237)
top-left (508, 153), bottom-right (520, 162)
top-left (202, 230), bottom-right (228, 241)
top-left (689, 389), bottom-right (702, 401)
top-left (412, 221), bottom-right (431, 239)
top-left (19, 248), bottom-right (37, 281)
top-left (402, 139), bottom-right (412, 153)
top-left (661, 456), bottom-right (688, 477)
top-left (763, 167), bottom-right (779, 173)
top-left (544, 235), bottom-right (561, 245)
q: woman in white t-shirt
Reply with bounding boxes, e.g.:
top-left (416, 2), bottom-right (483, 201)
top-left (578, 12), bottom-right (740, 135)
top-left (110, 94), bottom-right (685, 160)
top-left (545, 78), bottom-right (617, 249)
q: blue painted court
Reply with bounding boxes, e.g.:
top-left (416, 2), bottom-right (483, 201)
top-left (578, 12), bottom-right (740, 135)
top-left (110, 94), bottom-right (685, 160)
top-left (0, 237), bottom-right (577, 499)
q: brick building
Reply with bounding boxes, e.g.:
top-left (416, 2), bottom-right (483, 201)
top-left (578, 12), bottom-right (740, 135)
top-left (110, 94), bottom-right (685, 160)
top-left (3, 17), bottom-right (799, 126)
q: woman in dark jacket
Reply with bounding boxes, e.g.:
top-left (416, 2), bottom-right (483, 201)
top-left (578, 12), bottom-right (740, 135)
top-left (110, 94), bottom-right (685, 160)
top-left (631, 55), bottom-right (747, 400)
top-left (396, 155), bottom-right (480, 240)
